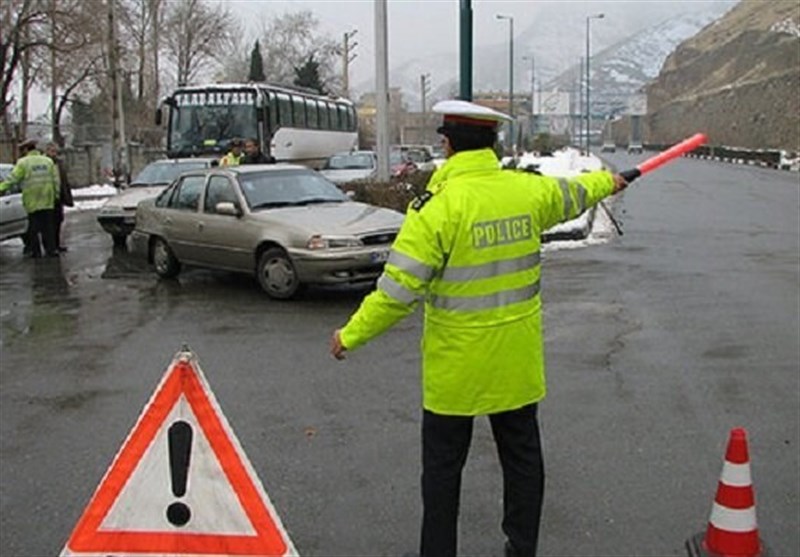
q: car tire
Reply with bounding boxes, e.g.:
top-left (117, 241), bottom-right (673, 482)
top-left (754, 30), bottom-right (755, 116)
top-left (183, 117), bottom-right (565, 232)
top-left (257, 247), bottom-right (301, 299)
top-left (112, 234), bottom-right (127, 248)
top-left (152, 237), bottom-right (181, 279)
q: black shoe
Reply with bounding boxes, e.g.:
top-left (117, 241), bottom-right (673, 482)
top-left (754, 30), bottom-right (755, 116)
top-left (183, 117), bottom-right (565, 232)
top-left (505, 541), bottom-right (519, 557)
top-left (46, 251), bottom-right (60, 257)
top-left (58, 246), bottom-right (68, 253)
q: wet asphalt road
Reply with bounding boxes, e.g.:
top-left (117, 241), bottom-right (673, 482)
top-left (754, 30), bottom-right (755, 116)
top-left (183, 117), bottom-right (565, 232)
top-left (0, 155), bottom-right (798, 557)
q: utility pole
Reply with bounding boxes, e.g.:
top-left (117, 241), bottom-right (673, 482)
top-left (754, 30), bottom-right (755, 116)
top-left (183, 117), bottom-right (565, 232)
top-left (459, 0), bottom-right (472, 101)
top-left (375, 0), bottom-right (390, 181)
top-left (420, 73), bottom-right (430, 144)
top-left (50, 0), bottom-right (58, 145)
top-left (523, 55), bottom-right (534, 137)
top-left (108, 0), bottom-right (127, 185)
top-left (342, 29), bottom-right (358, 98)
top-left (585, 13), bottom-right (604, 152)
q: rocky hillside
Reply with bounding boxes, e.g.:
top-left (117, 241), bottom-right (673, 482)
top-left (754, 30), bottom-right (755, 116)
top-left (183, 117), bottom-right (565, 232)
top-left (641, 0), bottom-right (799, 151)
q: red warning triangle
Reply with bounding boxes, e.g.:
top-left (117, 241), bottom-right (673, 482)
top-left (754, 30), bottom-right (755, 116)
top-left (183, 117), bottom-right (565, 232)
top-left (61, 350), bottom-right (297, 556)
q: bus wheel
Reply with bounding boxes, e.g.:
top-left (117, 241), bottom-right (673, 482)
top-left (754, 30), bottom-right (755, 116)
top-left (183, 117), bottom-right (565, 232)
top-left (257, 248), bottom-right (301, 299)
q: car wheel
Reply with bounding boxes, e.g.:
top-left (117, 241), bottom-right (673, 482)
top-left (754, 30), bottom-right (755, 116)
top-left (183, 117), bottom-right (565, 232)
top-left (257, 247), bottom-right (301, 299)
top-left (152, 237), bottom-right (181, 279)
top-left (112, 233), bottom-right (127, 248)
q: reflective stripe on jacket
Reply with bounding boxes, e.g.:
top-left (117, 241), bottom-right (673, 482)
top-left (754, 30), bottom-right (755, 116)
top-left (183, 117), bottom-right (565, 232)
top-left (0, 150), bottom-right (60, 213)
top-left (340, 148), bottom-right (615, 416)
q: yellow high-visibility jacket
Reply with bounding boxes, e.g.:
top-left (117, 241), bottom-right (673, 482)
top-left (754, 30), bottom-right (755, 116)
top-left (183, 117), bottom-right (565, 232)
top-left (219, 151), bottom-right (243, 167)
top-left (340, 148), bottom-right (615, 416)
top-left (0, 150), bottom-right (60, 213)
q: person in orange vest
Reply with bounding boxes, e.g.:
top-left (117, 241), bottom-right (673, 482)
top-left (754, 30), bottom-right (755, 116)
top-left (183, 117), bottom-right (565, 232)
top-left (219, 138), bottom-right (244, 167)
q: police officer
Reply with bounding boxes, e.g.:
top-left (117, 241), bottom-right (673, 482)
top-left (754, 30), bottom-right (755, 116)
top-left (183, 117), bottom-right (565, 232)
top-left (219, 138), bottom-right (244, 167)
top-left (0, 139), bottom-right (61, 257)
top-left (329, 100), bottom-right (628, 557)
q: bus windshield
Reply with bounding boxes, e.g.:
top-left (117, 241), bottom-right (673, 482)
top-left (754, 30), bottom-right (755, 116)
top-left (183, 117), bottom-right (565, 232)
top-left (168, 93), bottom-right (258, 156)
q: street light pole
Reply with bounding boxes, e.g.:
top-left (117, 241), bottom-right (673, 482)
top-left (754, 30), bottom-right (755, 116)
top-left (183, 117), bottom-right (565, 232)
top-left (496, 14), bottom-right (514, 151)
top-left (585, 13), bottom-right (604, 152)
top-left (523, 55), bottom-right (534, 137)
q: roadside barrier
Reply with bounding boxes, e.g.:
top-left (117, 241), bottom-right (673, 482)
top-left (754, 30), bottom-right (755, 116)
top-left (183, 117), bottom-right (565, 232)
top-left (686, 428), bottom-right (768, 557)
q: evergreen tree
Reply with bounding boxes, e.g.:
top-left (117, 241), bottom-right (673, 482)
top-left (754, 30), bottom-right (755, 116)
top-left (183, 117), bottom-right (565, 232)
top-left (293, 54), bottom-right (326, 94)
top-left (248, 40), bottom-right (266, 82)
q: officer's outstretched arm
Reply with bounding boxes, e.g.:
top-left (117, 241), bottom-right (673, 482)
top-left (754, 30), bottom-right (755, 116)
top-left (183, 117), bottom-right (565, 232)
top-left (538, 171), bottom-right (616, 231)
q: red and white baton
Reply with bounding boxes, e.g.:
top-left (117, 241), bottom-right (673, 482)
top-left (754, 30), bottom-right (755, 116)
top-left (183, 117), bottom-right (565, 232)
top-left (620, 133), bottom-right (708, 182)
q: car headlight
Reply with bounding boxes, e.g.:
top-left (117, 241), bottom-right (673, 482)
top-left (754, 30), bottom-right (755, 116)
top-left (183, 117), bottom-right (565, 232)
top-left (307, 234), bottom-right (363, 249)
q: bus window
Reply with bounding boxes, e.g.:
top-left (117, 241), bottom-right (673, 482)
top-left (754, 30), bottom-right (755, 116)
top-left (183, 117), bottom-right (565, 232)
top-left (328, 103), bottom-right (339, 130)
top-left (318, 101), bottom-right (330, 130)
top-left (337, 105), bottom-right (348, 131)
top-left (292, 95), bottom-right (306, 127)
top-left (347, 106), bottom-right (356, 132)
top-left (277, 93), bottom-right (292, 126)
top-left (267, 92), bottom-right (279, 133)
top-left (306, 98), bottom-right (318, 129)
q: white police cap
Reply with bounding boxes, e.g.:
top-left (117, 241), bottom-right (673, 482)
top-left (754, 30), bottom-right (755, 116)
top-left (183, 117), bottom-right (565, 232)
top-left (432, 99), bottom-right (512, 129)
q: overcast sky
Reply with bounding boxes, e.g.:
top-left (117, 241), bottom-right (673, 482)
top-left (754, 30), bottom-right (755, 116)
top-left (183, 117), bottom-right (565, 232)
top-left (225, 0), bottom-right (737, 85)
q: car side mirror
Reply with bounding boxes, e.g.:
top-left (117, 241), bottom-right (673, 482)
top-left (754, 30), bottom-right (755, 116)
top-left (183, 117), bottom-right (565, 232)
top-left (215, 201), bottom-right (241, 217)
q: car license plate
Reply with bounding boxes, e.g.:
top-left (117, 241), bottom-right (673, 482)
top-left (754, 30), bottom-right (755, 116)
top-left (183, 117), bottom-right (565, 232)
top-left (370, 249), bottom-right (389, 263)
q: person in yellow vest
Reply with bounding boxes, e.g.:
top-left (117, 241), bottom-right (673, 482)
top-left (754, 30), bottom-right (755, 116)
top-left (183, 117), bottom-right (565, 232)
top-left (329, 100), bottom-right (629, 557)
top-left (219, 138), bottom-right (244, 167)
top-left (0, 139), bottom-right (61, 258)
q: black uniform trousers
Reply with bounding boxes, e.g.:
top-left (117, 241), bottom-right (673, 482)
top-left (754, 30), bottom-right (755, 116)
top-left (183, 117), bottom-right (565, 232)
top-left (421, 403), bottom-right (544, 557)
top-left (27, 209), bottom-right (57, 257)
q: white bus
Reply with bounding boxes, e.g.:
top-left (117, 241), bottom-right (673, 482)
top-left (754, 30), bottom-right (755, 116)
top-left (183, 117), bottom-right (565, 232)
top-left (157, 83), bottom-right (358, 168)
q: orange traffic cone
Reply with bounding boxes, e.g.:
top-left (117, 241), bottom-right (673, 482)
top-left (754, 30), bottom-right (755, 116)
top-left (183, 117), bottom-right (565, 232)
top-left (686, 428), bottom-right (768, 557)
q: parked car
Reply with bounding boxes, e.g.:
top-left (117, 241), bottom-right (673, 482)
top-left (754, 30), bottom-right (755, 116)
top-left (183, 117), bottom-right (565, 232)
top-left (130, 165), bottom-right (404, 299)
top-left (628, 142), bottom-right (643, 154)
top-left (319, 151), bottom-right (377, 185)
top-left (97, 158), bottom-right (216, 246)
top-left (403, 148), bottom-right (436, 172)
top-left (600, 140), bottom-right (616, 153)
top-left (389, 150), bottom-right (418, 178)
top-left (0, 163), bottom-right (27, 243)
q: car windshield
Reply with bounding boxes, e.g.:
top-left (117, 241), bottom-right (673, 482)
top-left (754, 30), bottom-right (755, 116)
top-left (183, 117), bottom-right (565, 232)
top-left (325, 153), bottom-right (374, 170)
top-left (0, 164), bottom-right (12, 181)
top-left (239, 169), bottom-right (349, 210)
top-left (389, 151), bottom-right (407, 165)
top-left (131, 161), bottom-right (209, 187)
top-left (405, 150), bottom-right (428, 163)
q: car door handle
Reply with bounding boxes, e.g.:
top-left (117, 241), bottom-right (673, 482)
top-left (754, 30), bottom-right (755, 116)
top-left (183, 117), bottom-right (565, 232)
top-left (197, 222), bottom-right (204, 232)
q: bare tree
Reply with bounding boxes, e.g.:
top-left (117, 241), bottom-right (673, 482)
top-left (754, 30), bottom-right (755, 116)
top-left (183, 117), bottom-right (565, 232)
top-left (163, 0), bottom-right (235, 87)
top-left (1, 0), bottom-right (49, 140)
top-left (256, 11), bottom-right (340, 91)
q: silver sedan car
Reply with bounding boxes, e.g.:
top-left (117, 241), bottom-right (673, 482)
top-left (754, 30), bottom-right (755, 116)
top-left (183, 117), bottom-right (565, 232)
top-left (131, 165), bottom-right (404, 299)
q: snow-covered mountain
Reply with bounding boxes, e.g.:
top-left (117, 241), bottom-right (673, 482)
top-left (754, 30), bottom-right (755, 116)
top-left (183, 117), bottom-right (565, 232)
top-left (354, 1), bottom-right (736, 114)
top-left (548, 4), bottom-right (737, 117)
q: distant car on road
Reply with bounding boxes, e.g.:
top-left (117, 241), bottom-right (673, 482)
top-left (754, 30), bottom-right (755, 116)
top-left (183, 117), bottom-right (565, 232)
top-left (131, 165), bottom-right (404, 299)
top-left (0, 163), bottom-right (27, 243)
top-left (319, 151), bottom-right (377, 185)
top-left (628, 142), bottom-right (644, 154)
top-left (601, 141), bottom-right (616, 153)
top-left (97, 158), bottom-right (216, 246)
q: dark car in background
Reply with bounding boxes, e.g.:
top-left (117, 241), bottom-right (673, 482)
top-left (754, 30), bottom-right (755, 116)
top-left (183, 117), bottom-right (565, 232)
top-left (130, 165), bottom-right (404, 299)
top-left (97, 157), bottom-right (216, 246)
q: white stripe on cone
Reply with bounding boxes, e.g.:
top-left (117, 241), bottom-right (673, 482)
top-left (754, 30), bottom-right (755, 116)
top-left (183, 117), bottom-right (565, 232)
top-left (709, 502), bottom-right (758, 533)
top-left (720, 461), bottom-right (752, 487)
